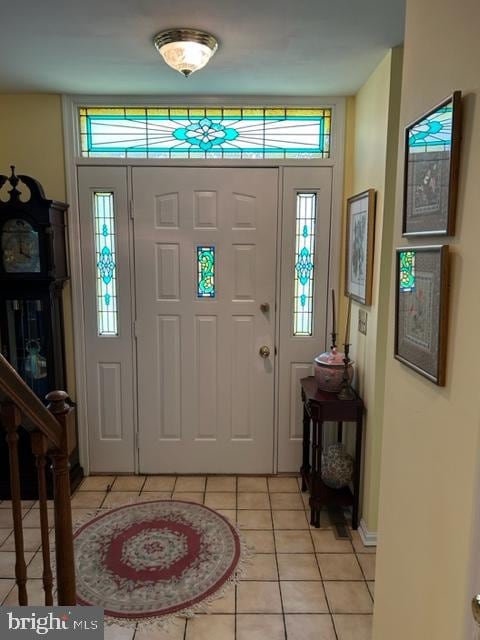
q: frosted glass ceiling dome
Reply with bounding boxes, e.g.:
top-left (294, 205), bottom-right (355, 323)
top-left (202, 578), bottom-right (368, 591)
top-left (154, 29), bottom-right (219, 78)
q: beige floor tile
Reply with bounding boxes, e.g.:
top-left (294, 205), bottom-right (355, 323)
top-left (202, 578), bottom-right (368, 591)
top-left (270, 493), bottom-right (304, 510)
top-left (22, 509), bottom-right (55, 528)
top-left (104, 623), bottom-right (135, 640)
top-left (237, 492), bottom-right (270, 509)
top-left (216, 509), bottom-right (236, 524)
top-left (139, 492), bottom-right (172, 502)
top-left (186, 614), bottom-right (234, 640)
top-left (357, 553), bottom-right (376, 580)
top-left (285, 614), bottom-right (336, 640)
top-left (26, 552), bottom-right (45, 579)
top-left (112, 476), bottom-right (145, 491)
top-left (204, 493), bottom-right (236, 510)
top-left (2, 528), bottom-right (43, 552)
top-left (172, 492), bottom-right (204, 505)
top-left (274, 530), bottom-right (314, 553)
top-left (71, 508), bottom-right (98, 525)
top-left (174, 476), bottom-right (206, 492)
top-left (0, 510), bottom-right (30, 528)
top-left (311, 529), bottom-right (354, 553)
top-left (205, 585), bottom-right (235, 613)
top-left (242, 530), bottom-right (275, 553)
top-left (324, 581), bottom-right (373, 614)
top-left (4, 578), bottom-right (47, 605)
top-left (0, 500), bottom-right (36, 509)
top-left (317, 553), bottom-right (364, 580)
top-left (237, 614), bottom-right (285, 640)
top-left (70, 491), bottom-right (105, 509)
top-left (301, 492), bottom-right (311, 507)
top-left (0, 578), bottom-right (14, 603)
top-left (0, 529), bottom-right (12, 545)
top-left (206, 476), bottom-right (236, 492)
top-left (102, 492), bottom-right (141, 508)
top-left (136, 619), bottom-right (185, 639)
top-left (268, 477), bottom-right (299, 493)
top-left (79, 475), bottom-right (115, 491)
top-left (351, 530), bottom-right (376, 554)
top-left (272, 510), bottom-right (308, 529)
top-left (241, 553), bottom-right (277, 580)
top-left (367, 580), bottom-right (375, 599)
top-left (237, 510), bottom-right (272, 530)
top-left (143, 476), bottom-right (176, 492)
top-left (277, 554), bottom-right (320, 580)
top-left (238, 477), bottom-right (268, 492)
top-left (333, 614), bottom-right (373, 640)
top-left (281, 581), bottom-right (329, 613)
top-left (237, 581), bottom-right (282, 613)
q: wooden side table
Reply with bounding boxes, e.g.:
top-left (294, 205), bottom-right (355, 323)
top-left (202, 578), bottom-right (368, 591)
top-left (300, 376), bottom-right (364, 529)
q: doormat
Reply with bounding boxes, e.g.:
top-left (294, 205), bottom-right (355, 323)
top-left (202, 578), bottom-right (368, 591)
top-left (73, 500), bottom-right (248, 628)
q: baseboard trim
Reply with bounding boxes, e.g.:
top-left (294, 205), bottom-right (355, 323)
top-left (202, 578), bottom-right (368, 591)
top-left (358, 518), bottom-right (377, 547)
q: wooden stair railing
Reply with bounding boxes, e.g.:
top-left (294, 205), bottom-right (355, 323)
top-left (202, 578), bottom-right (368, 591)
top-left (0, 353), bottom-right (76, 605)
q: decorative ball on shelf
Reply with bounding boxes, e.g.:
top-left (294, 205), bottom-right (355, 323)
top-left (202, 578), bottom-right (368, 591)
top-left (321, 443), bottom-right (354, 489)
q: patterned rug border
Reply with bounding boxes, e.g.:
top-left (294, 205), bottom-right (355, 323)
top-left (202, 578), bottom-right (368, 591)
top-left (58, 499), bottom-right (254, 630)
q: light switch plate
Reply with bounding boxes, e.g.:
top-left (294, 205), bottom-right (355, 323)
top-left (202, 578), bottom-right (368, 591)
top-left (358, 309), bottom-right (368, 335)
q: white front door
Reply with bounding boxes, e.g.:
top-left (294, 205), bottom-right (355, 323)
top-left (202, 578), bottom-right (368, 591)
top-left (132, 167), bottom-right (278, 473)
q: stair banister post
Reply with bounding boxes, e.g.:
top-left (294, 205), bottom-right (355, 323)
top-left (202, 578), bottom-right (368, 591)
top-left (47, 390), bottom-right (76, 606)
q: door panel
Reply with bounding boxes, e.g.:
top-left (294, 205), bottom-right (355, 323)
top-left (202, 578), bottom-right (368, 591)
top-left (78, 166), bottom-right (135, 472)
top-left (133, 167), bottom-right (278, 473)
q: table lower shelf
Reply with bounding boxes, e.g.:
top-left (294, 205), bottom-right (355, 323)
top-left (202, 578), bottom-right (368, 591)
top-left (301, 468), bottom-right (354, 527)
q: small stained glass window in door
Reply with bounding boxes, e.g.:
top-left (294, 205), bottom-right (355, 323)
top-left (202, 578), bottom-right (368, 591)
top-left (293, 193), bottom-right (317, 336)
top-left (197, 246), bottom-right (215, 298)
top-left (399, 250), bottom-right (416, 292)
top-left (94, 192), bottom-right (118, 336)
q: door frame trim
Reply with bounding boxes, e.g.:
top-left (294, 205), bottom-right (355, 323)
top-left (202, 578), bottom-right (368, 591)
top-left (62, 95), bottom-right (346, 475)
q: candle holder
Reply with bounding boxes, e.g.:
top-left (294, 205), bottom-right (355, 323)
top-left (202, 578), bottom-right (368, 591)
top-left (337, 343), bottom-right (355, 401)
top-left (330, 330), bottom-right (337, 351)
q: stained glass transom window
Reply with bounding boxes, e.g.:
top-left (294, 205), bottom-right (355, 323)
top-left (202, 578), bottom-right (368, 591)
top-left (197, 246), bottom-right (215, 298)
top-left (79, 107), bottom-right (331, 159)
top-left (408, 100), bottom-right (453, 153)
top-left (399, 250), bottom-right (416, 292)
top-left (293, 193), bottom-right (317, 336)
top-left (94, 192), bottom-right (118, 336)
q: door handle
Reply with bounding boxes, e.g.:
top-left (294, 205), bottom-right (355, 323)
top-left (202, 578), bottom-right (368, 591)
top-left (259, 345), bottom-right (271, 359)
top-left (260, 302), bottom-right (270, 313)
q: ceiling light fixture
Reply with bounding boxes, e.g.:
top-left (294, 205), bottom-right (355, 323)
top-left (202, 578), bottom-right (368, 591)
top-left (154, 28), bottom-right (218, 78)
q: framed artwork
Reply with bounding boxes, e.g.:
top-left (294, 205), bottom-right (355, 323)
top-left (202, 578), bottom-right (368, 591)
top-left (345, 189), bottom-right (376, 305)
top-left (403, 91), bottom-right (461, 236)
top-left (395, 245), bottom-right (449, 386)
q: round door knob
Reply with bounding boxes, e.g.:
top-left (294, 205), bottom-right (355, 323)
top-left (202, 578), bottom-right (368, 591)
top-left (259, 345), bottom-right (271, 358)
top-left (472, 595), bottom-right (480, 626)
top-left (260, 302), bottom-right (270, 313)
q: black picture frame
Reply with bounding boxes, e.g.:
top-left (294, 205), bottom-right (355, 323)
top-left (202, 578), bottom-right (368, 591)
top-left (402, 91), bottom-right (461, 237)
top-left (394, 245), bottom-right (449, 386)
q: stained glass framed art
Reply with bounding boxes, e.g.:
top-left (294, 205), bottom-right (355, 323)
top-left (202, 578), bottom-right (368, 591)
top-left (395, 245), bottom-right (449, 386)
top-left (345, 189), bottom-right (376, 306)
top-left (403, 92), bottom-right (462, 237)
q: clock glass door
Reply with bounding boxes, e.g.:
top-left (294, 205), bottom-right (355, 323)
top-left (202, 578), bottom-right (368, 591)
top-left (3, 298), bottom-right (50, 397)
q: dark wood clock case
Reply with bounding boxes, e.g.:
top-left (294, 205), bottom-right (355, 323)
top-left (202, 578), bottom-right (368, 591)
top-left (0, 167), bottom-right (83, 498)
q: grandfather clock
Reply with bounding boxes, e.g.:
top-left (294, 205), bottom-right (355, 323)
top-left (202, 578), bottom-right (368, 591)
top-left (0, 167), bottom-right (83, 498)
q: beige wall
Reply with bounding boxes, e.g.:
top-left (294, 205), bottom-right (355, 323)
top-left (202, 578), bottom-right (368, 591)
top-left (374, 1), bottom-right (480, 638)
top-left (342, 49), bottom-right (403, 531)
top-left (0, 94), bottom-right (76, 396)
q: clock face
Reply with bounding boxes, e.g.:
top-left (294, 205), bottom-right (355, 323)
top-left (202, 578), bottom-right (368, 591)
top-left (1, 218), bottom-right (41, 273)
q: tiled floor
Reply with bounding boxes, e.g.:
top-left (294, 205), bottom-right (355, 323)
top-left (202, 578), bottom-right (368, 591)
top-left (0, 475), bottom-right (376, 639)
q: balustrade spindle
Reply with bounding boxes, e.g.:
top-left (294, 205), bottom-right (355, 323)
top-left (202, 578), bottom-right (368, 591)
top-left (2, 403), bottom-right (28, 605)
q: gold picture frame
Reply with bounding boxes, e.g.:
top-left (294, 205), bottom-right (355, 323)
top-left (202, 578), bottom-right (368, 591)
top-left (345, 189), bottom-right (376, 306)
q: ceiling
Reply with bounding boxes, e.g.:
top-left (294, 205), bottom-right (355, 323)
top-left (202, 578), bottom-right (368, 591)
top-left (0, 0), bottom-right (405, 96)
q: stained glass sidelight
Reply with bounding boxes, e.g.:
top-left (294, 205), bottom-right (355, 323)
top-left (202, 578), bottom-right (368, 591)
top-left (399, 250), bottom-right (416, 292)
top-left (94, 192), bottom-right (118, 335)
top-left (79, 107), bottom-right (331, 159)
top-left (408, 100), bottom-right (453, 153)
top-left (197, 246), bottom-right (215, 298)
top-left (293, 193), bottom-right (317, 336)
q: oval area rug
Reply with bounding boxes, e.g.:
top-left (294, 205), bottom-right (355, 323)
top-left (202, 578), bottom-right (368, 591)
top-left (74, 500), bottom-right (244, 623)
